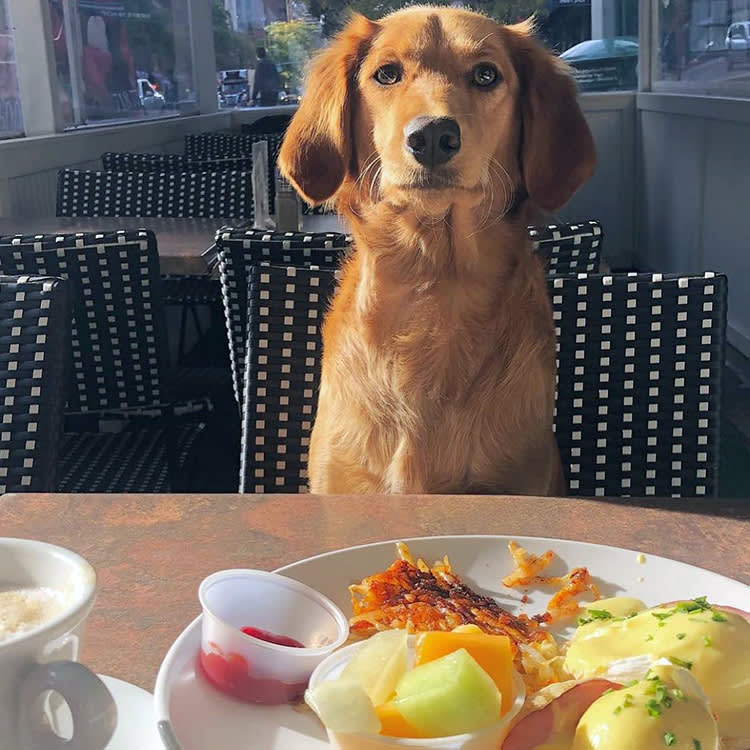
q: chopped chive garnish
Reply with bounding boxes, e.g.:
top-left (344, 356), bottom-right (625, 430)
top-left (675, 596), bottom-right (709, 614)
top-left (693, 740), bottom-right (702, 750)
top-left (652, 612), bottom-right (673, 621)
top-left (614, 705), bottom-right (623, 715)
top-left (676, 632), bottom-right (686, 640)
top-left (623, 693), bottom-right (634, 708)
top-left (646, 699), bottom-right (662, 717)
top-left (703, 635), bottom-right (712, 647)
top-left (668, 656), bottom-right (693, 670)
top-left (645, 634), bottom-right (655, 641)
top-left (671, 688), bottom-right (687, 702)
top-left (578, 609), bottom-right (613, 625)
top-left (664, 731), bottom-right (676, 746)
top-left (711, 611), bottom-right (727, 623)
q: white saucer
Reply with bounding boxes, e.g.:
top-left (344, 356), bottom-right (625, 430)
top-left (48, 673), bottom-right (161, 748)
top-left (100, 674), bottom-right (162, 750)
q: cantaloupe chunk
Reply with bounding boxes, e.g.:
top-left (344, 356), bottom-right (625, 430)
top-left (415, 630), bottom-right (515, 713)
top-left (393, 648), bottom-right (501, 737)
top-left (375, 700), bottom-right (424, 738)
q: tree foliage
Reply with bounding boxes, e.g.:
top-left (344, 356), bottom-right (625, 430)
top-left (213, 2), bottom-right (257, 70)
top-left (265, 20), bottom-right (321, 91)
top-left (308, 0), bottom-right (547, 37)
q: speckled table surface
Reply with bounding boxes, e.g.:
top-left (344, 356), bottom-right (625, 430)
top-left (0, 493), bottom-right (747, 690)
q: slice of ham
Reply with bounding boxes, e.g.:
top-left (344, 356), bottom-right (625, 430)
top-left (711, 605), bottom-right (749, 622)
top-left (501, 680), bottom-right (620, 750)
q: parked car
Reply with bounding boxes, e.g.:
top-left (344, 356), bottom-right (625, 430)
top-left (560, 37), bottom-right (639, 92)
top-left (219, 69), bottom-right (251, 108)
top-left (137, 78), bottom-right (166, 113)
top-left (726, 21), bottom-right (750, 69)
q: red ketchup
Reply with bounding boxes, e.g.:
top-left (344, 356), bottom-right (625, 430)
top-left (199, 626), bottom-right (308, 704)
top-left (241, 626), bottom-right (304, 648)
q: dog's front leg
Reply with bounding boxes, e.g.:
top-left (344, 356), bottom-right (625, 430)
top-left (384, 435), bottom-right (426, 494)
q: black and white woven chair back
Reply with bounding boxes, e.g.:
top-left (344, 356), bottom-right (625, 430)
top-left (102, 152), bottom-right (254, 173)
top-left (184, 133), bottom-right (282, 210)
top-left (0, 230), bottom-right (170, 413)
top-left (184, 132), bottom-right (282, 159)
top-left (0, 275), bottom-right (69, 493)
top-left (56, 169), bottom-right (253, 219)
top-left (240, 264), bottom-right (337, 493)
top-left (216, 228), bottom-right (348, 407)
top-left (530, 220), bottom-right (603, 275)
top-left (102, 152), bottom-right (187, 171)
top-left (551, 271), bottom-right (727, 498)
top-left (241, 116), bottom-right (292, 135)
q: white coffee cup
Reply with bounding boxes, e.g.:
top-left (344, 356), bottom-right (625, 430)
top-left (0, 537), bottom-right (117, 750)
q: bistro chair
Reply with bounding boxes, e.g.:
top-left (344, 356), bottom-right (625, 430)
top-left (184, 132), bottom-right (282, 212)
top-left (101, 152), bottom-right (253, 173)
top-left (529, 220), bottom-right (603, 275)
top-left (241, 115), bottom-right (292, 135)
top-left (0, 275), bottom-right (70, 494)
top-left (0, 230), bottom-right (208, 492)
top-left (215, 227), bottom-right (348, 407)
top-left (56, 169), bottom-right (254, 220)
top-left (552, 271), bottom-right (726, 497)
top-left (239, 266), bottom-right (727, 497)
top-left (239, 264), bottom-right (336, 492)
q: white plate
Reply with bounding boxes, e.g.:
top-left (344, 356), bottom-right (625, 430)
top-left (153, 535), bottom-right (750, 750)
top-left (100, 675), bottom-right (163, 750)
top-left (52, 674), bottom-right (162, 749)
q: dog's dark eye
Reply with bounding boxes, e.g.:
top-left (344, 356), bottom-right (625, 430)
top-left (374, 64), bottom-right (402, 86)
top-left (472, 63), bottom-right (500, 88)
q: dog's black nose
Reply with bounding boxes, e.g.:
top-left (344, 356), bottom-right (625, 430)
top-left (405, 117), bottom-right (461, 167)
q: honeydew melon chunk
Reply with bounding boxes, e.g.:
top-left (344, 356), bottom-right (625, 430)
top-left (341, 629), bottom-right (409, 705)
top-left (393, 648), bottom-right (501, 737)
top-left (305, 679), bottom-right (381, 735)
top-left (415, 630), bottom-right (514, 713)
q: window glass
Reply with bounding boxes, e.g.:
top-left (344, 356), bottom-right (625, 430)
top-left (215, 0), bottom-right (637, 102)
top-left (546, 0), bottom-right (639, 93)
top-left (656, 0), bottom-right (750, 96)
top-left (48, 0), bottom-right (196, 128)
top-left (214, 1), bottom-right (323, 108)
top-left (0, 0), bottom-right (23, 138)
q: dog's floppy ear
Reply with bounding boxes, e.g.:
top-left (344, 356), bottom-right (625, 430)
top-left (505, 22), bottom-right (596, 212)
top-left (279, 14), bottom-right (378, 205)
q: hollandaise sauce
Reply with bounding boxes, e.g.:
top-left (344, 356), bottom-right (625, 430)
top-left (572, 666), bottom-right (720, 750)
top-left (564, 597), bottom-right (750, 740)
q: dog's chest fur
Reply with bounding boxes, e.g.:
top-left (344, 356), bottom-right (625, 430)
top-left (318, 240), bottom-right (556, 492)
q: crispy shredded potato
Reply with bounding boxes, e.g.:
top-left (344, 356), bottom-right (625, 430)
top-left (502, 541), bottom-right (600, 619)
top-left (348, 542), bottom-right (567, 692)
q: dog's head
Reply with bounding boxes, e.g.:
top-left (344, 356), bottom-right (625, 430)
top-left (279, 6), bottom-right (596, 215)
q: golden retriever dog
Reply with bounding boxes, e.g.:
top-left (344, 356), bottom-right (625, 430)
top-left (279, 6), bottom-right (596, 495)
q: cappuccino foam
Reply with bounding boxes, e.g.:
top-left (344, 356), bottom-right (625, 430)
top-left (0, 587), bottom-right (66, 642)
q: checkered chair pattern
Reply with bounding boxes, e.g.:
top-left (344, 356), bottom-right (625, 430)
top-left (216, 227), bottom-right (348, 407)
top-left (0, 230), bottom-right (206, 492)
top-left (239, 267), bottom-right (727, 497)
top-left (529, 220), bottom-right (603, 275)
top-left (102, 152), bottom-right (253, 173)
top-left (0, 275), bottom-right (69, 493)
top-left (56, 169), bottom-right (253, 220)
top-left (240, 264), bottom-right (337, 492)
top-left (241, 115), bottom-right (292, 135)
top-left (184, 133), bottom-right (282, 212)
top-left (551, 271), bottom-right (726, 498)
